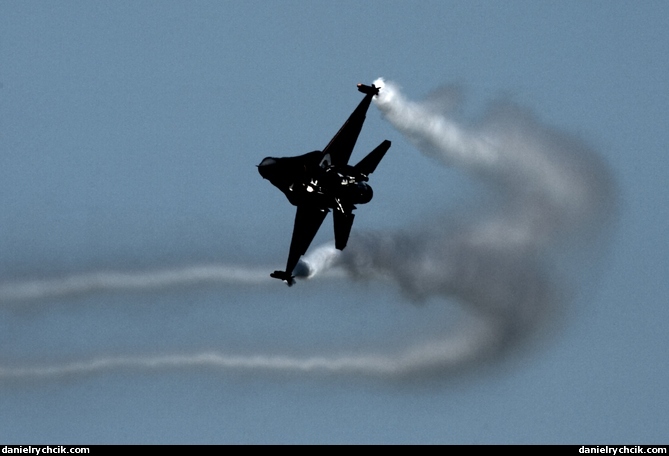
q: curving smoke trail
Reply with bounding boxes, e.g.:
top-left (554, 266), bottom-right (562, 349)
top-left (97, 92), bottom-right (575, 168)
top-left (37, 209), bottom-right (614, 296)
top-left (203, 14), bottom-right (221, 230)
top-left (332, 78), bottom-right (616, 371)
top-left (299, 78), bottom-right (616, 374)
top-left (0, 78), bottom-right (615, 381)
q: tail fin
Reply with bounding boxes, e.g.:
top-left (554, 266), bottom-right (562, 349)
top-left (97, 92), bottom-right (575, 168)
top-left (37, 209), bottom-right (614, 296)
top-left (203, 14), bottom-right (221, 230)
top-left (270, 270), bottom-right (296, 287)
top-left (354, 140), bottom-right (391, 176)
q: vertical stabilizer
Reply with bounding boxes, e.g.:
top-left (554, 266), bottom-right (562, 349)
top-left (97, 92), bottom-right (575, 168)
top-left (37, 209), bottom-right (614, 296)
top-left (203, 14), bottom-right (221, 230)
top-left (354, 140), bottom-right (391, 176)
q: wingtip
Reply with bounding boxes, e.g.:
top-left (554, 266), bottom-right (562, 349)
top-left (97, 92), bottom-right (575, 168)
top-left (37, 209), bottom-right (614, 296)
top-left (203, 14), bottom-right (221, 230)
top-left (270, 271), bottom-right (296, 287)
top-left (357, 83), bottom-right (380, 96)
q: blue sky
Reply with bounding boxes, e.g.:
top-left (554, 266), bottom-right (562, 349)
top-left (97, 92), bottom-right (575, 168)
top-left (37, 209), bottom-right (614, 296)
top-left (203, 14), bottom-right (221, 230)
top-left (1, 0), bottom-right (667, 444)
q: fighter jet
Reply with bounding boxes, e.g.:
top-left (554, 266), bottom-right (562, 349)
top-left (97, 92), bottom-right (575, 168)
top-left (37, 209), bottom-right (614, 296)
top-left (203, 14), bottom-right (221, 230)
top-left (258, 83), bottom-right (391, 286)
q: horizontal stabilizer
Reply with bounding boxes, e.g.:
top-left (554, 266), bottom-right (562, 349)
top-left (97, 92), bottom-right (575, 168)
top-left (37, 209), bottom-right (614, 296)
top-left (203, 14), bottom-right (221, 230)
top-left (334, 211), bottom-right (355, 250)
top-left (270, 270), bottom-right (296, 287)
top-left (357, 83), bottom-right (380, 96)
top-left (354, 140), bottom-right (391, 176)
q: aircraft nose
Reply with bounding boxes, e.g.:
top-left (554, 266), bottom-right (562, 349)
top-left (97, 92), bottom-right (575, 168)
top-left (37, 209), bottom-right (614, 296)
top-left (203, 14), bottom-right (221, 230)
top-left (258, 157), bottom-right (276, 179)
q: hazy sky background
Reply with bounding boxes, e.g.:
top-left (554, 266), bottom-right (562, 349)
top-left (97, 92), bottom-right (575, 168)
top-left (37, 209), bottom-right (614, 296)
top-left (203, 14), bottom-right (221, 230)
top-left (1, 1), bottom-right (667, 443)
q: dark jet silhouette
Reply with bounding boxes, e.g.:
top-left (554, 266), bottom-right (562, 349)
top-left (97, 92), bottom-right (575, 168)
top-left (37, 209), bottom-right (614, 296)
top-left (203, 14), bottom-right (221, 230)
top-left (258, 83), bottom-right (391, 286)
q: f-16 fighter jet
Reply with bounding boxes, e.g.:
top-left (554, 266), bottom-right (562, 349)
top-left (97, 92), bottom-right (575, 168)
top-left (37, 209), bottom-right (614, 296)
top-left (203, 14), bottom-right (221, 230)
top-left (258, 83), bottom-right (391, 286)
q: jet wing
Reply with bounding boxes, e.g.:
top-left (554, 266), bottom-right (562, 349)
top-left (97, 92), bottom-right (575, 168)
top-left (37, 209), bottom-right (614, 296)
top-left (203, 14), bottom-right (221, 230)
top-left (274, 205), bottom-right (329, 285)
top-left (319, 87), bottom-right (377, 169)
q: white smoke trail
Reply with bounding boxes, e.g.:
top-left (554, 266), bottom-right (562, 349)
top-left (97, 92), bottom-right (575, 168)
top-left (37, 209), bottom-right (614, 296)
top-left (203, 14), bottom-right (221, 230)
top-left (0, 264), bottom-right (271, 303)
top-left (369, 78), bottom-right (613, 238)
top-left (0, 326), bottom-right (491, 380)
top-left (295, 242), bottom-right (344, 279)
top-left (335, 78), bottom-right (616, 368)
top-left (0, 78), bottom-right (615, 381)
top-left (0, 257), bottom-right (348, 304)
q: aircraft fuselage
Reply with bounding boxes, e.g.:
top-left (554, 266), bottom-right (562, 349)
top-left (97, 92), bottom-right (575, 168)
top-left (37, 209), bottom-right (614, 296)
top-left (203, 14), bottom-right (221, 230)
top-left (258, 152), bottom-right (373, 211)
top-left (258, 82), bottom-right (390, 286)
